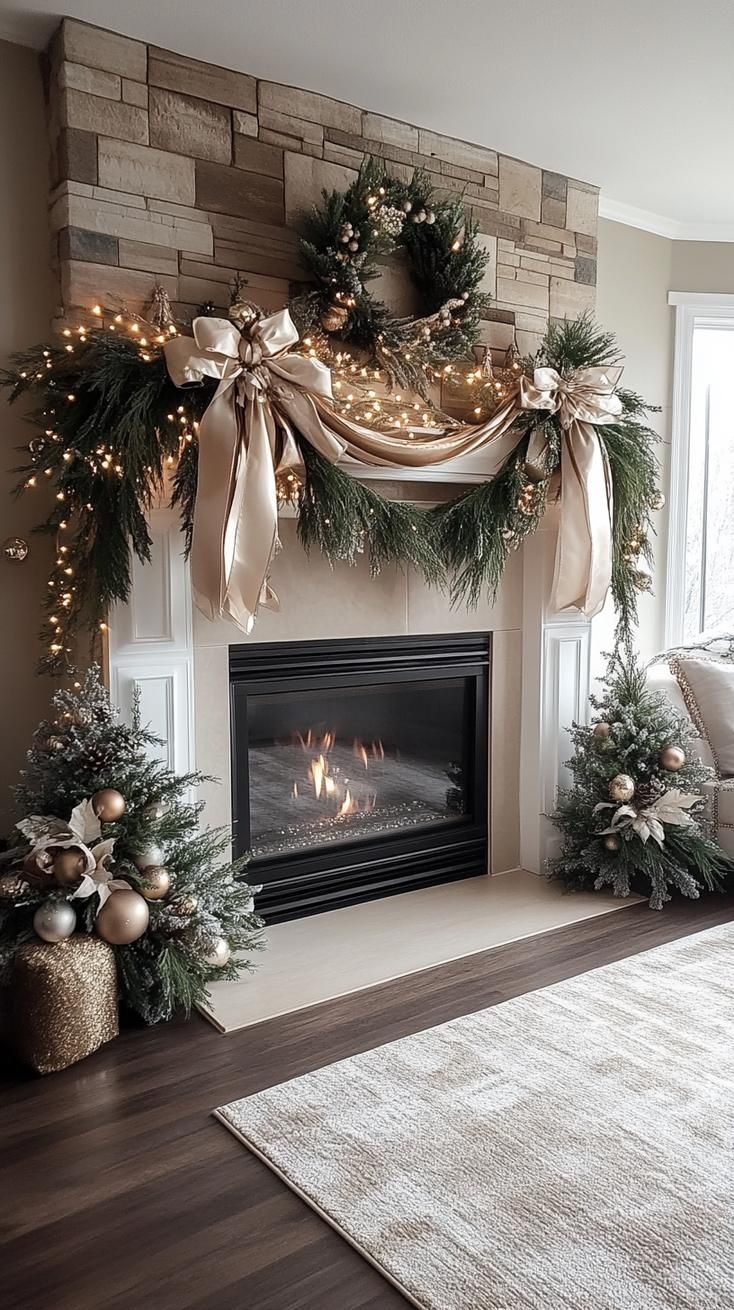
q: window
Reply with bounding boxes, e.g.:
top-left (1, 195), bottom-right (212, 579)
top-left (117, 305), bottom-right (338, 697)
top-left (667, 294), bottom-right (734, 646)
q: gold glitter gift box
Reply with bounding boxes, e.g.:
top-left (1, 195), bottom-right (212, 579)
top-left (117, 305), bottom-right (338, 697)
top-left (13, 934), bottom-right (119, 1074)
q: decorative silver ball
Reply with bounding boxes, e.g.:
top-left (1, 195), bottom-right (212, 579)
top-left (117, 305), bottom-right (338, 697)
top-left (131, 845), bottom-right (164, 871)
top-left (204, 936), bottom-right (231, 968)
top-left (33, 900), bottom-right (76, 943)
top-left (660, 745), bottom-right (686, 772)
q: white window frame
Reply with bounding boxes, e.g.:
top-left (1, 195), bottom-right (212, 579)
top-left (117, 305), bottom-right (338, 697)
top-left (666, 291), bottom-right (734, 647)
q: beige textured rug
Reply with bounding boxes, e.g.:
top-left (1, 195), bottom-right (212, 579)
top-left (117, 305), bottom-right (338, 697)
top-left (216, 923), bottom-right (734, 1309)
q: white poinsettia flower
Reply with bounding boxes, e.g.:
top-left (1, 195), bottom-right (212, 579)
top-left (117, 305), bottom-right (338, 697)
top-left (648, 789), bottom-right (698, 826)
top-left (598, 788), bottom-right (699, 849)
top-left (16, 814), bottom-right (69, 843)
top-left (72, 837), bottom-right (127, 909)
top-left (69, 797), bottom-right (102, 845)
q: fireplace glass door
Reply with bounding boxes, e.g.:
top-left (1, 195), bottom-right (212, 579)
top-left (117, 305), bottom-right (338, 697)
top-left (230, 635), bottom-right (489, 921)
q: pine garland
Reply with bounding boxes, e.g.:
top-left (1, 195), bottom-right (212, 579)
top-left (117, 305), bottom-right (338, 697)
top-left (549, 654), bottom-right (734, 910)
top-left (2, 261), bottom-right (661, 668)
top-left (0, 668), bottom-right (264, 1024)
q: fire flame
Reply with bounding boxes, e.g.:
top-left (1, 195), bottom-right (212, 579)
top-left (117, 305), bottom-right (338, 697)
top-left (294, 729), bottom-right (383, 817)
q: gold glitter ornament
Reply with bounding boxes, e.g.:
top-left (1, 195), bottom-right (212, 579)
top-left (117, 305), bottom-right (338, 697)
top-left (138, 866), bottom-right (170, 900)
top-left (12, 934), bottom-right (118, 1074)
top-left (609, 773), bottom-right (635, 803)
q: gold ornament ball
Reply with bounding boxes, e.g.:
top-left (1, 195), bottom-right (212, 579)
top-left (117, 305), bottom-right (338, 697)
top-left (609, 773), bottom-right (635, 803)
top-left (138, 866), bottom-right (170, 901)
top-left (204, 936), bottom-right (231, 968)
top-left (33, 900), bottom-right (76, 943)
top-left (593, 722), bottom-right (611, 739)
top-left (603, 834), bottom-right (621, 853)
top-left (660, 745), bottom-right (686, 772)
top-left (52, 846), bottom-right (87, 887)
top-left (91, 788), bottom-right (126, 822)
top-left (96, 888), bottom-right (150, 945)
top-left (320, 303), bottom-right (349, 333)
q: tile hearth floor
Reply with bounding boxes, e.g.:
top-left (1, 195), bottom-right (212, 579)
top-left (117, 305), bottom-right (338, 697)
top-left (201, 869), bottom-right (643, 1032)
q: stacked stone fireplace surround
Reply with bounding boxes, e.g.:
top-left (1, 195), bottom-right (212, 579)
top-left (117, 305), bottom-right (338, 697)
top-left (45, 18), bottom-right (600, 878)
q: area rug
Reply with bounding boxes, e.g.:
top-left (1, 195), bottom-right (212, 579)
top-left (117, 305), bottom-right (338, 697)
top-left (215, 922), bottom-right (734, 1309)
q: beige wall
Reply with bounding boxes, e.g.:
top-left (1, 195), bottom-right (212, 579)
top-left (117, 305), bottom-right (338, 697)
top-left (594, 218), bottom-right (674, 663)
top-left (595, 221), bottom-right (734, 667)
top-left (0, 41), bottom-right (54, 831)
top-left (671, 242), bottom-right (734, 294)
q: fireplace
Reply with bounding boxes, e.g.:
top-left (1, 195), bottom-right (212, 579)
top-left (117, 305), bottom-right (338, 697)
top-left (230, 634), bottom-right (490, 921)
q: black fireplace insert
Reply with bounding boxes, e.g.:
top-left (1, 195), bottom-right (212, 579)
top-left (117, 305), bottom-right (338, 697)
top-left (230, 634), bottom-right (490, 921)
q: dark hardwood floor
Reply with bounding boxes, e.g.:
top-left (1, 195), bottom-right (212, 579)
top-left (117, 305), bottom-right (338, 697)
top-left (4, 894), bottom-right (734, 1310)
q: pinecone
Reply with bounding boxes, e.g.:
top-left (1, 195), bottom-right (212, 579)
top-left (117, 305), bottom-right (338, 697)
top-left (633, 778), bottom-right (664, 808)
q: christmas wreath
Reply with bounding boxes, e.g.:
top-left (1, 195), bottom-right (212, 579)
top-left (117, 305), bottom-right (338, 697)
top-left (295, 158), bottom-right (490, 395)
top-left (1, 158), bottom-right (662, 674)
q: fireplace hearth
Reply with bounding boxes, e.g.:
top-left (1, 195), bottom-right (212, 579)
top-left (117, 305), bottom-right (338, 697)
top-left (230, 635), bottom-right (490, 921)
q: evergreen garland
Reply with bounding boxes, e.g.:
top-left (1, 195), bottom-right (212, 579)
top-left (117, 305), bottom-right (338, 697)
top-left (0, 668), bottom-right (263, 1024)
top-left (1, 195), bottom-right (661, 670)
top-left (549, 654), bottom-right (734, 910)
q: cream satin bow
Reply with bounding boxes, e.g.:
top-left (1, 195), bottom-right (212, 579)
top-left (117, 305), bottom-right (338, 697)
top-left (164, 309), bottom-right (345, 632)
top-left (520, 365), bottom-right (623, 618)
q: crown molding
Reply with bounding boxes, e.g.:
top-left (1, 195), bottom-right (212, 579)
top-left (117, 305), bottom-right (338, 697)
top-left (599, 196), bottom-right (734, 243)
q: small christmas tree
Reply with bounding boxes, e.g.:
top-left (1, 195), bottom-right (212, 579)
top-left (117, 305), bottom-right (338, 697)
top-left (0, 667), bottom-right (263, 1023)
top-left (550, 654), bottom-right (734, 909)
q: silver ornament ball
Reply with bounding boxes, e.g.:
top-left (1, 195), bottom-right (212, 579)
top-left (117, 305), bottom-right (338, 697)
top-left (204, 936), bottom-right (231, 968)
top-left (33, 899), bottom-right (76, 943)
top-left (131, 845), bottom-right (164, 871)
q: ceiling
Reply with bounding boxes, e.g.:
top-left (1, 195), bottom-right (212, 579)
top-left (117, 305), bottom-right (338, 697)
top-left (2, 0), bottom-right (733, 239)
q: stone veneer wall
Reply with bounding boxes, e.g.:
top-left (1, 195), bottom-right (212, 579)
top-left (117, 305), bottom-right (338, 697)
top-left (46, 18), bottom-right (599, 359)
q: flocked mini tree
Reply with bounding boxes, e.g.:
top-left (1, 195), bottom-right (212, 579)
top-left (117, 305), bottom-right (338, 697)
top-left (550, 654), bottom-right (734, 909)
top-left (0, 667), bottom-right (263, 1023)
